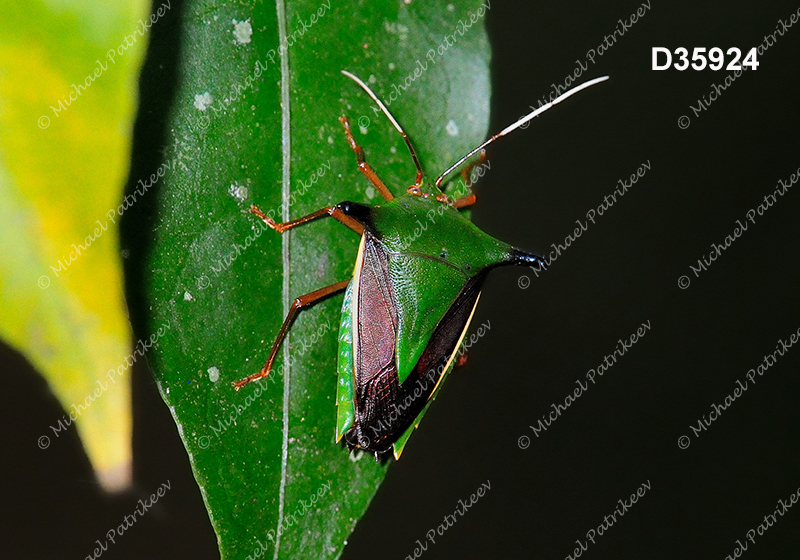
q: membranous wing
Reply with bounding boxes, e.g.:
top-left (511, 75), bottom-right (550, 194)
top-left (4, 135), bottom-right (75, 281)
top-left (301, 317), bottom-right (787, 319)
top-left (346, 231), bottom-right (483, 454)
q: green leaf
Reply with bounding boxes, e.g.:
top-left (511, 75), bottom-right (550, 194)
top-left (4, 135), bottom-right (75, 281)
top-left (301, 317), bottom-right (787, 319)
top-left (0, 0), bottom-right (150, 490)
top-left (141, 1), bottom-right (491, 557)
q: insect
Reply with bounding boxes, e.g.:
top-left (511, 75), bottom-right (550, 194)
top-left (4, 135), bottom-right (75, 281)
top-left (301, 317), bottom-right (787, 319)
top-left (234, 70), bottom-right (608, 460)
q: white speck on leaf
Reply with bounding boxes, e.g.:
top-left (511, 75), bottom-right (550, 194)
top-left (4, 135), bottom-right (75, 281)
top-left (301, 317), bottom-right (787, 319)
top-left (365, 185), bottom-right (376, 200)
top-left (207, 366), bottom-right (220, 382)
top-left (348, 450), bottom-right (365, 462)
top-left (183, 291), bottom-right (194, 301)
top-left (232, 19), bottom-right (253, 45)
top-left (194, 92), bottom-right (213, 111)
top-left (384, 21), bottom-right (409, 38)
top-left (316, 252), bottom-right (329, 279)
top-left (229, 184), bottom-right (249, 201)
top-left (446, 119), bottom-right (460, 136)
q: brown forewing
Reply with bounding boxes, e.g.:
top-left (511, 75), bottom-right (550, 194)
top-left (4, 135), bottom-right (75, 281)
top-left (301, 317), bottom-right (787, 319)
top-left (348, 232), bottom-right (485, 454)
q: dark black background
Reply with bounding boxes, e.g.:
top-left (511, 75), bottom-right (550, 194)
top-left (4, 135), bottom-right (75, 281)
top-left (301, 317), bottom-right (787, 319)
top-left (4, 0), bottom-right (799, 558)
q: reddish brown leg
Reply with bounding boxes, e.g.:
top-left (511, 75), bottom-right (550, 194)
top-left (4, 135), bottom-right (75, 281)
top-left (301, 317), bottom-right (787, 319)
top-left (449, 150), bottom-right (487, 207)
top-left (460, 150), bottom-right (487, 184)
top-left (233, 279), bottom-right (351, 389)
top-left (452, 194), bottom-right (477, 209)
top-left (251, 204), bottom-right (363, 236)
top-left (339, 116), bottom-right (395, 202)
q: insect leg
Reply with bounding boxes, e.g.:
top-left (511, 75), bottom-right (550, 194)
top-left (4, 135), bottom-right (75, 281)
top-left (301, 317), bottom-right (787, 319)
top-left (251, 204), bottom-right (364, 235)
top-left (233, 279), bottom-right (351, 389)
top-left (440, 151), bottom-right (486, 209)
top-left (339, 116), bottom-right (395, 202)
top-left (452, 150), bottom-right (489, 207)
top-left (340, 71), bottom-right (424, 188)
top-left (463, 150), bottom-right (487, 177)
top-left (452, 194), bottom-right (477, 209)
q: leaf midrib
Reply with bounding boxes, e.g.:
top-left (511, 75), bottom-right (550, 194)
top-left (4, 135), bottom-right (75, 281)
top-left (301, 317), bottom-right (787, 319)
top-left (276, 0), bottom-right (291, 557)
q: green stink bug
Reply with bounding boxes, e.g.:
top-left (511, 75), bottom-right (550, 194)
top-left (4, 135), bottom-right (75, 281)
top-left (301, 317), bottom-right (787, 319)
top-left (234, 71), bottom-right (608, 460)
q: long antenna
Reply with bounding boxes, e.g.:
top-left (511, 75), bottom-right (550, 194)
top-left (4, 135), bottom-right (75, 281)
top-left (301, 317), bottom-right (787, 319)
top-left (341, 70), bottom-right (424, 185)
top-left (435, 76), bottom-right (609, 188)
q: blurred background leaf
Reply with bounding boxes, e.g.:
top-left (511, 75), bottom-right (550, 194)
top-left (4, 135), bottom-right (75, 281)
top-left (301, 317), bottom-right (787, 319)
top-left (133, 0), bottom-right (490, 557)
top-left (0, 1), bottom-right (151, 490)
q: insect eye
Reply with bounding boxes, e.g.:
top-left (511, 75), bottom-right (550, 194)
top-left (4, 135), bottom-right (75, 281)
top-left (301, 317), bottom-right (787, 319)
top-left (463, 263), bottom-right (472, 272)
